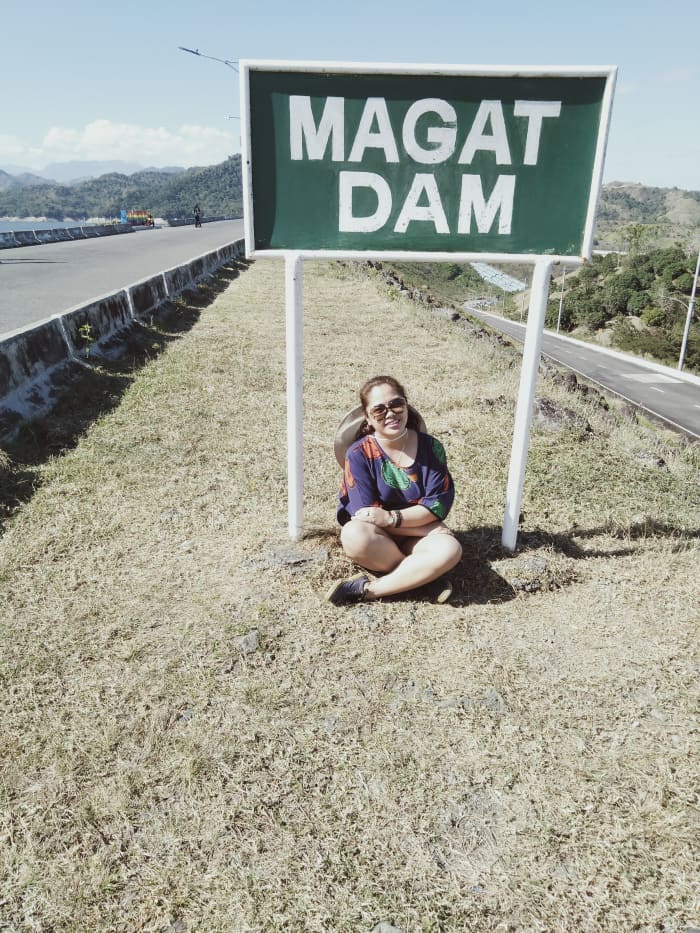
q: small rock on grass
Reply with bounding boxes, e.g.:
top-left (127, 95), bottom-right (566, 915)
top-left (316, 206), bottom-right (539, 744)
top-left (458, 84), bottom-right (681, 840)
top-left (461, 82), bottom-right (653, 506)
top-left (532, 397), bottom-right (591, 434)
top-left (490, 554), bottom-right (550, 592)
top-left (634, 449), bottom-right (667, 469)
top-left (237, 629), bottom-right (259, 654)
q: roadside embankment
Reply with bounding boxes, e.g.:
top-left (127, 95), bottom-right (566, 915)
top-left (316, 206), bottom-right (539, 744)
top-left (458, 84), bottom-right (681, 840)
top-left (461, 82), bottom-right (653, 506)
top-left (0, 259), bottom-right (698, 930)
top-left (0, 239), bottom-right (244, 439)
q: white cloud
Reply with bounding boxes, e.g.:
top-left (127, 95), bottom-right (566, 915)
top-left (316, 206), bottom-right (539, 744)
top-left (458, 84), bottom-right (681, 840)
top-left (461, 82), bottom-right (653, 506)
top-left (0, 134), bottom-right (45, 168)
top-left (1, 120), bottom-right (238, 170)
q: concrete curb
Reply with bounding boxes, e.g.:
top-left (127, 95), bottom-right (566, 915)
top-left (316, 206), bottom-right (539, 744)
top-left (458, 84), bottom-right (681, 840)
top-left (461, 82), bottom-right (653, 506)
top-left (540, 326), bottom-right (700, 388)
top-left (0, 238), bottom-right (246, 440)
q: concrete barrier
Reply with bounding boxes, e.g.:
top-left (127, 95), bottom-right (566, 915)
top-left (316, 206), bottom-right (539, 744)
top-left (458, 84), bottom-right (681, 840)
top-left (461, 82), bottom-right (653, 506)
top-left (1, 224), bottom-right (135, 249)
top-left (163, 263), bottom-right (194, 296)
top-left (168, 214), bottom-right (232, 227)
top-left (62, 292), bottom-right (134, 359)
top-left (0, 318), bottom-right (75, 438)
top-left (13, 231), bottom-right (39, 247)
top-left (129, 276), bottom-right (169, 320)
top-left (34, 228), bottom-right (63, 244)
top-left (186, 256), bottom-right (209, 283)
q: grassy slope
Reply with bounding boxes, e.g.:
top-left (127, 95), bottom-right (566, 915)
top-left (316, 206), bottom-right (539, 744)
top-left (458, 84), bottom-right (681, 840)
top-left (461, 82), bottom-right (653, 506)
top-left (0, 261), bottom-right (699, 931)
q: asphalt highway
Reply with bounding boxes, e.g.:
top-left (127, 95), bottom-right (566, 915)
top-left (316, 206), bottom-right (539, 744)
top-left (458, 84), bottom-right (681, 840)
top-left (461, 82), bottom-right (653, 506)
top-left (466, 306), bottom-right (700, 440)
top-left (0, 219), bottom-right (245, 337)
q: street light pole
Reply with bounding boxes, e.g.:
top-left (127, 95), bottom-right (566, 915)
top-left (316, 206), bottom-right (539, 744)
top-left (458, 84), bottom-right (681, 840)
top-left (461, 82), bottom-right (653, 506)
top-left (177, 46), bottom-right (238, 71)
top-left (678, 247), bottom-right (700, 371)
top-left (177, 46), bottom-right (240, 122)
top-left (556, 265), bottom-right (567, 333)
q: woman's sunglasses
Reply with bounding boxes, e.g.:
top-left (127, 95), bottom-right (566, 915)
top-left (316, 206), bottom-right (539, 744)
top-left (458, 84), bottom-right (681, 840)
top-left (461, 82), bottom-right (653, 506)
top-left (368, 396), bottom-right (407, 419)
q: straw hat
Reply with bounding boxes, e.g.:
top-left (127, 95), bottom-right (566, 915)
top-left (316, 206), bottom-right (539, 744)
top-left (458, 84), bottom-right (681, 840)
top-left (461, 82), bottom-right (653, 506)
top-left (333, 404), bottom-right (427, 467)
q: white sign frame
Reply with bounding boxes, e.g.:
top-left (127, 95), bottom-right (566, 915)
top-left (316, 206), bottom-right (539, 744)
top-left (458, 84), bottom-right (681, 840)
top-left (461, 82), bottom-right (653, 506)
top-left (239, 60), bottom-right (617, 549)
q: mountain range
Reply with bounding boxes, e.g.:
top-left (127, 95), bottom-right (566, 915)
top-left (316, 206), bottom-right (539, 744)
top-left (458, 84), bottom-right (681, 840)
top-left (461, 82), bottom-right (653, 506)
top-left (0, 158), bottom-right (698, 245)
top-left (0, 160), bottom-right (185, 185)
top-left (0, 157), bottom-right (242, 221)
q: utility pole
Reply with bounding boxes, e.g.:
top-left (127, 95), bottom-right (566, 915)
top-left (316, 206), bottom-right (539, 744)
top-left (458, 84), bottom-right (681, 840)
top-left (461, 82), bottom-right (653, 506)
top-left (678, 247), bottom-right (700, 371)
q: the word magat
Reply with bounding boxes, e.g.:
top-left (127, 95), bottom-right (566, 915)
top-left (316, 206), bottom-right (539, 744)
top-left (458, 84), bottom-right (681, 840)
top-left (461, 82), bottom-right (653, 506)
top-left (289, 95), bottom-right (562, 236)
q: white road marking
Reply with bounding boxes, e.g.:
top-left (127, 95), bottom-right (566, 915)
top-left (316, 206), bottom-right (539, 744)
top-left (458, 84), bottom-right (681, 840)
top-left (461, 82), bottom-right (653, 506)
top-left (621, 373), bottom-right (682, 384)
top-left (650, 387), bottom-right (666, 394)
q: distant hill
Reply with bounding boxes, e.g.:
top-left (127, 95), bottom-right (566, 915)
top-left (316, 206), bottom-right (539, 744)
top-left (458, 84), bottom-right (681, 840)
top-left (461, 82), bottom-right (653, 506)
top-left (0, 156), bottom-right (242, 221)
top-left (0, 170), bottom-right (48, 192)
top-left (0, 165), bottom-right (698, 241)
top-left (0, 161), bottom-right (187, 186)
top-left (596, 183), bottom-right (700, 248)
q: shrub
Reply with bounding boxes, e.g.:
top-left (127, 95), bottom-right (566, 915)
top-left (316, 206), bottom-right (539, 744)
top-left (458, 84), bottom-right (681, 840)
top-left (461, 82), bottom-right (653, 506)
top-left (640, 306), bottom-right (666, 327)
top-left (628, 291), bottom-right (652, 314)
top-left (612, 318), bottom-right (680, 366)
top-left (603, 281), bottom-right (631, 315)
top-left (575, 290), bottom-right (612, 330)
top-left (545, 298), bottom-right (574, 330)
top-left (674, 272), bottom-right (695, 293)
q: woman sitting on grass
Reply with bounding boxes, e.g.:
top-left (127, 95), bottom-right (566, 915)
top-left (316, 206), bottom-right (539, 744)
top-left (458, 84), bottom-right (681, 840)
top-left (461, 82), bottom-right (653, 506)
top-left (326, 375), bottom-right (462, 605)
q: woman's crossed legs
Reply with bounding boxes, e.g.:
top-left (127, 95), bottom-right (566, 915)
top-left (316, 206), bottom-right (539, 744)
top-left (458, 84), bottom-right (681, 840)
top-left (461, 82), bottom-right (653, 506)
top-left (339, 520), bottom-right (462, 599)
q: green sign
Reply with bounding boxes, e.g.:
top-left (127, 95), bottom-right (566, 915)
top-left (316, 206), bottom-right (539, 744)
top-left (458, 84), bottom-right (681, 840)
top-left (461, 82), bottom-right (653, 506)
top-left (241, 64), bottom-right (616, 259)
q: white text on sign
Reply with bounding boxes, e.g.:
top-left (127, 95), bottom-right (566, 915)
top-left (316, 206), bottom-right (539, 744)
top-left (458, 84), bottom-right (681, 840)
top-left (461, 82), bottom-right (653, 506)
top-left (289, 96), bottom-right (562, 236)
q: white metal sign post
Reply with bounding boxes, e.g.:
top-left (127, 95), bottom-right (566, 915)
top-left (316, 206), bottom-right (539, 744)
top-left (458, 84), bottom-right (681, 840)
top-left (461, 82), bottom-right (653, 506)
top-left (285, 254), bottom-right (304, 539)
top-left (502, 260), bottom-right (553, 549)
top-left (240, 61), bottom-right (616, 548)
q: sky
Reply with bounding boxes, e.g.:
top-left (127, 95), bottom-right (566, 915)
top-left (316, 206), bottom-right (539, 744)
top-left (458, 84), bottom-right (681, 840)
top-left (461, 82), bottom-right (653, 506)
top-left (1, 0), bottom-right (698, 190)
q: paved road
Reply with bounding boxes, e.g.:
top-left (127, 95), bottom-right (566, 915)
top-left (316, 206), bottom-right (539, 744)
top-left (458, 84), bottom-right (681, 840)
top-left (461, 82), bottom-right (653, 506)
top-left (0, 219), bottom-right (245, 336)
top-left (466, 306), bottom-right (700, 440)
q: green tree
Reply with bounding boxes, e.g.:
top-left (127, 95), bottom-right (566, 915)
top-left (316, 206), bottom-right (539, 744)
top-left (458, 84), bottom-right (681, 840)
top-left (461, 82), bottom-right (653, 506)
top-left (627, 291), bottom-right (652, 315)
top-left (624, 223), bottom-right (657, 254)
top-left (603, 279), bottom-right (632, 316)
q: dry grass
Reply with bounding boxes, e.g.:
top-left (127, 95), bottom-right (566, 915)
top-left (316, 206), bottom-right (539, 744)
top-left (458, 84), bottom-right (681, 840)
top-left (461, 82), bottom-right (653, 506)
top-left (0, 259), bottom-right (699, 932)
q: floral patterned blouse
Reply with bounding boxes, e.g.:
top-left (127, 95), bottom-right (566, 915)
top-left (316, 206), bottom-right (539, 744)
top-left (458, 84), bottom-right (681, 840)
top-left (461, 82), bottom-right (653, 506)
top-left (337, 432), bottom-right (455, 526)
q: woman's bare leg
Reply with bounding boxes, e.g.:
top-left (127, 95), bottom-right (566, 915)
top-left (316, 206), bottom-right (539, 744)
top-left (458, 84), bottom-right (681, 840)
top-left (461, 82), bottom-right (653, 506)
top-left (340, 522), bottom-right (462, 599)
top-left (364, 528), bottom-right (462, 598)
top-left (340, 521), bottom-right (405, 574)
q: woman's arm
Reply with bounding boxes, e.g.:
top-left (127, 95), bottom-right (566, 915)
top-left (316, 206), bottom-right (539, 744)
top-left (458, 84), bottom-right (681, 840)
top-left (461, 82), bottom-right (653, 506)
top-left (416, 436), bottom-right (455, 521)
top-left (341, 442), bottom-right (381, 517)
top-left (353, 503), bottom-right (443, 534)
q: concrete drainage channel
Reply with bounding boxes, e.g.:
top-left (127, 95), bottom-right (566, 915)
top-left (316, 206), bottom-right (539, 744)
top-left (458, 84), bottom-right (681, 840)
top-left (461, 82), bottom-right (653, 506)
top-left (0, 238), bottom-right (245, 440)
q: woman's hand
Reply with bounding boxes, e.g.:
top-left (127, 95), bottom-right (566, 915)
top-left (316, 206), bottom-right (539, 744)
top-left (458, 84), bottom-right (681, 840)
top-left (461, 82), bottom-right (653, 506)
top-left (353, 507), bottom-right (393, 528)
